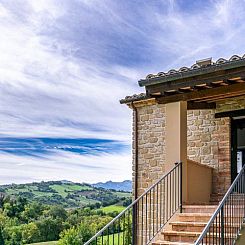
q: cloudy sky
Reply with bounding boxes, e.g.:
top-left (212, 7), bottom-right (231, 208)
top-left (0, 0), bottom-right (245, 184)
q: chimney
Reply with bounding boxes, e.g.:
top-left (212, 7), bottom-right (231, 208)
top-left (196, 57), bottom-right (212, 67)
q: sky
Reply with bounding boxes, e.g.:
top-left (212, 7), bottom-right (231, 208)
top-left (0, 0), bottom-right (245, 184)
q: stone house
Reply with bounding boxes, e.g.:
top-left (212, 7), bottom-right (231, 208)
top-left (119, 54), bottom-right (245, 245)
top-left (85, 54), bottom-right (245, 245)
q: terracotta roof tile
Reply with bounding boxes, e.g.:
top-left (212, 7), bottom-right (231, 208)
top-left (142, 54), bottom-right (245, 82)
top-left (119, 93), bottom-right (148, 104)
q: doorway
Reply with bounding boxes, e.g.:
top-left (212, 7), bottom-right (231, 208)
top-left (231, 118), bottom-right (245, 182)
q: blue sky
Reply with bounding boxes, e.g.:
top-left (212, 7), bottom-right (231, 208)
top-left (0, 0), bottom-right (245, 184)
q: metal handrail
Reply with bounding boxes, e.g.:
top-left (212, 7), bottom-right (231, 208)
top-left (84, 162), bottom-right (182, 245)
top-left (195, 163), bottom-right (245, 244)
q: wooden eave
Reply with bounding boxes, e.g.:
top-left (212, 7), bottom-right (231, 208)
top-left (144, 64), bottom-right (245, 106)
top-left (139, 59), bottom-right (245, 87)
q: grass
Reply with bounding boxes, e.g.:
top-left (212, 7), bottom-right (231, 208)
top-left (114, 192), bottom-right (131, 198)
top-left (101, 232), bottom-right (125, 244)
top-left (27, 241), bottom-right (58, 245)
top-left (99, 205), bottom-right (125, 213)
top-left (79, 195), bottom-right (98, 205)
top-left (51, 184), bottom-right (92, 197)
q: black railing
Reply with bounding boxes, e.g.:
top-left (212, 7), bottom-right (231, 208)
top-left (195, 163), bottom-right (245, 245)
top-left (84, 162), bottom-right (182, 245)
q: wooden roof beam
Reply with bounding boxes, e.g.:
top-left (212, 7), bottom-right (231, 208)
top-left (147, 70), bottom-right (245, 95)
top-left (156, 83), bottom-right (245, 104)
top-left (187, 101), bottom-right (216, 110)
top-left (215, 109), bottom-right (245, 118)
top-left (193, 90), bottom-right (245, 102)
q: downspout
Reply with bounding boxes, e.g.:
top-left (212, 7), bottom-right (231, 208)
top-left (131, 102), bottom-right (138, 245)
top-left (131, 102), bottom-right (138, 200)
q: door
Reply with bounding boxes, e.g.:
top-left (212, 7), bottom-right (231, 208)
top-left (231, 118), bottom-right (245, 182)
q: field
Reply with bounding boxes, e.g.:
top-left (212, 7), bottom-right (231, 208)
top-left (101, 232), bottom-right (124, 244)
top-left (98, 205), bottom-right (125, 213)
top-left (51, 183), bottom-right (92, 197)
top-left (28, 233), bottom-right (125, 245)
top-left (0, 181), bottom-right (131, 209)
top-left (28, 241), bottom-right (58, 245)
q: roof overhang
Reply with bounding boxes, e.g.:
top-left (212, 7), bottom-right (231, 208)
top-left (120, 54), bottom-right (245, 108)
top-left (141, 58), bottom-right (245, 106)
top-left (139, 56), bottom-right (245, 87)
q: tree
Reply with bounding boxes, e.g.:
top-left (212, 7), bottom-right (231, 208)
top-left (36, 217), bottom-right (64, 241)
top-left (3, 225), bottom-right (22, 245)
top-left (58, 227), bottom-right (82, 245)
top-left (0, 228), bottom-right (4, 245)
top-left (21, 202), bottom-right (44, 222)
top-left (58, 223), bottom-right (95, 245)
top-left (3, 197), bottom-right (27, 219)
top-left (22, 223), bottom-right (40, 244)
top-left (0, 193), bottom-right (6, 209)
top-left (48, 206), bottom-right (67, 221)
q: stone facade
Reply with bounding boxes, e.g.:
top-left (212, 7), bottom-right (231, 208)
top-left (132, 95), bottom-right (245, 198)
top-left (132, 100), bottom-right (166, 197)
top-left (187, 110), bottom-right (230, 194)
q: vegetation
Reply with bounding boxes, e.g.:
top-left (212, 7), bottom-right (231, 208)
top-left (0, 181), bottom-right (132, 244)
top-left (0, 181), bottom-right (131, 208)
top-left (98, 205), bottom-right (125, 214)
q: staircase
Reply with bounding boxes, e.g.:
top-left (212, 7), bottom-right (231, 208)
top-left (152, 205), bottom-right (217, 245)
top-left (84, 163), bottom-right (245, 245)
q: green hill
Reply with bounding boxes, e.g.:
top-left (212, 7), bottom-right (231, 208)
top-left (0, 180), bottom-right (131, 209)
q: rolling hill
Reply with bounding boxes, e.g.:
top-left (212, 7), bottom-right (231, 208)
top-left (0, 180), bottom-right (131, 209)
top-left (93, 180), bottom-right (132, 192)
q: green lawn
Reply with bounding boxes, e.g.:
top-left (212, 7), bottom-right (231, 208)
top-left (51, 184), bottom-right (92, 197)
top-left (101, 232), bottom-right (125, 244)
top-left (114, 192), bottom-right (131, 198)
top-left (28, 241), bottom-right (58, 245)
top-left (99, 205), bottom-right (125, 213)
top-left (7, 185), bottom-right (38, 195)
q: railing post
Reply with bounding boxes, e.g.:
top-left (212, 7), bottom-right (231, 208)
top-left (180, 162), bottom-right (183, 213)
top-left (132, 204), bottom-right (137, 245)
top-left (244, 171), bottom-right (245, 220)
top-left (221, 206), bottom-right (224, 245)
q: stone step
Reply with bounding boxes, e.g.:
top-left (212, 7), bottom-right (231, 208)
top-left (182, 205), bottom-right (217, 213)
top-left (152, 241), bottom-right (193, 245)
top-left (161, 230), bottom-right (236, 243)
top-left (161, 230), bottom-right (200, 243)
top-left (178, 212), bottom-right (243, 222)
top-left (170, 221), bottom-right (241, 233)
top-left (177, 213), bottom-right (213, 222)
top-left (170, 221), bottom-right (207, 232)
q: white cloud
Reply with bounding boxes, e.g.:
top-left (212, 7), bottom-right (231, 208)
top-left (0, 0), bottom-right (245, 183)
top-left (0, 150), bottom-right (132, 184)
top-left (0, 0), bottom-right (139, 142)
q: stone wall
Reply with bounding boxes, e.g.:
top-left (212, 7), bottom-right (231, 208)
top-left (216, 95), bottom-right (245, 112)
top-left (187, 110), bottom-right (230, 194)
top-left (131, 100), bottom-right (166, 244)
top-left (187, 95), bottom-right (245, 194)
top-left (132, 100), bottom-right (166, 197)
top-left (130, 95), bottom-right (245, 244)
top-left (131, 95), bottom-right (245, 197)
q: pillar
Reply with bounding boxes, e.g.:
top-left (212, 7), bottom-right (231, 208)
top-left (166, 101), bottom-right (188, 203)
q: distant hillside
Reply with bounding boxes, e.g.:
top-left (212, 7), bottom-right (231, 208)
top-left (93, 180), bottom-right (132, 192)
top-left (0, 180), bottom-right (131, 209)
